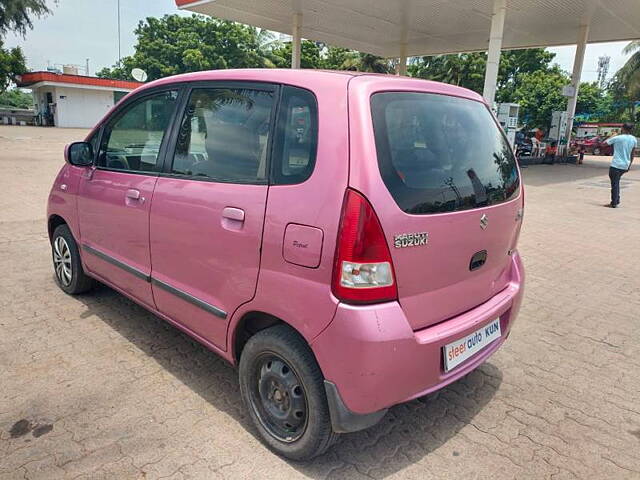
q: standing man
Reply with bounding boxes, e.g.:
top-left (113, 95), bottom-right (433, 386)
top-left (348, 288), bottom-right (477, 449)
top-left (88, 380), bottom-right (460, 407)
top-left (605, 123), bottom-right (637, 208)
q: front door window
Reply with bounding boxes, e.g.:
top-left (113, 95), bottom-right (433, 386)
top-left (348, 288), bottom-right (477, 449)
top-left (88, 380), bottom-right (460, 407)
top-left (98, 90), bottom-right (178, 172)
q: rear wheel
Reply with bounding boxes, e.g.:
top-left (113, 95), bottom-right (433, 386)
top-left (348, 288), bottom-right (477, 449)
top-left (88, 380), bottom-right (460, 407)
top-left (239, 324), bottom-right (338, 460)
top-left (51, 224), bottom-right (95, 295)
top-left (593, 147), bottom-right (601, 155)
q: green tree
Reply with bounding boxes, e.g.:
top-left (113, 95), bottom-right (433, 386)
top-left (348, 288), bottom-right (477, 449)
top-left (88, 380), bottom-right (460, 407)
top-left (603, 41), bottom-right (639, 125)
top-left (409, 48), bottom-right (609, 128)
top-left (0, 0), bottom-right (51, 37)
top-left (97, 14), bottom-right (271, 81)
top-left (0, 0), bottom-right (54, 94)
top-left (511, 71), bottom-right (614, 128)
top-left (618, 40), bottom-right (640, 98)
top-left (340, 52), bottom-right (394, 73)
top-left (409, 48), bottom-right (555, 98)
top-left (607, 72), bottom-right (638, 123)
top-left (316, 46), bottom-right (393, 73)
top-left (590, 90), bottom-right (618, 122)
top-left (0, 38), bottom-right (26, 93)
top-left (254, 27), bottom-right (280, 68)
top-left (496, 49), bottom-right (556, 101)
top-left (575, 82), bottom-right (603, 117)
top-left (255, 28), bottom-right (278, 52)
top-left (0, 86), bottom-right (31, 107)
top-left (408, 53), bottom-right (486, 92)
top-left (270, 40), bottom-right (322, 69)
top-left (510, 68), bottom-right (569, 129)
top-left (320, 46), bottom-right (352, 70)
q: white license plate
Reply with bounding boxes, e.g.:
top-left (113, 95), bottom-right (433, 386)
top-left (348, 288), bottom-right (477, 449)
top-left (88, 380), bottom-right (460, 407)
top-left (443, 318), bottom-right (501, 372)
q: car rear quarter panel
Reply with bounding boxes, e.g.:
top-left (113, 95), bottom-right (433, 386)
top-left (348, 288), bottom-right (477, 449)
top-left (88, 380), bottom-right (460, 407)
top-left (227, 73), bottom-right (351, 353)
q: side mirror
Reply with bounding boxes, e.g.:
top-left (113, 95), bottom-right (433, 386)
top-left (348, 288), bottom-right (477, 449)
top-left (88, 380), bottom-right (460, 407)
top-left (65, 141), bottom-right (94, 167)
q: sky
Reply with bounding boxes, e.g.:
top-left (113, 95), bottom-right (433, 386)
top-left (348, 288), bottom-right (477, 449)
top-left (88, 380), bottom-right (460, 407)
top-left (4, 0), bottom-right (634, 83)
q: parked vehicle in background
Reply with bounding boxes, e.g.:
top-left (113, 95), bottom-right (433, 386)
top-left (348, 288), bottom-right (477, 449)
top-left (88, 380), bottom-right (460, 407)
top-left (574, 135), bottom-right (614, 156)
top-left (515, 131), bottom-right (533, 157)
top-left (47, 69), bottom-right (525, 460)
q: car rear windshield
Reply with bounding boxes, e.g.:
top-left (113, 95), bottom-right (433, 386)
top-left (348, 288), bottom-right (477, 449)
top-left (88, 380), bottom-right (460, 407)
top-left (371, 92), bottom-right (520, 214)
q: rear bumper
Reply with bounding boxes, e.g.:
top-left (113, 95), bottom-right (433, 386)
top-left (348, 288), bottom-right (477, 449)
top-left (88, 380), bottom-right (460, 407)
top-left (312, 252), bottom-right (524, 428)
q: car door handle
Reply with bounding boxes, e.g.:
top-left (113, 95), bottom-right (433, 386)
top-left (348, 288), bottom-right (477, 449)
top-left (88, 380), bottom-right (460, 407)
top-left (125, 189), bottom-right (144, 204)
top-left (126, 189), bottom-right (141, 200)
top-left (222, 207), bottom-right (245, 222)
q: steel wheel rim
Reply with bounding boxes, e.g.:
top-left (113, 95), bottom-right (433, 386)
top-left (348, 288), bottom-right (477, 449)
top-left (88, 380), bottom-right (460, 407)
top-left (53, 236), bottom-right (72, 287)
top-left (248, 352), bottom-right (309, 443)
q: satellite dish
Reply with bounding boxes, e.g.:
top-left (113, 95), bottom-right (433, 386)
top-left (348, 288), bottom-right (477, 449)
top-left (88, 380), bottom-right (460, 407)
top-left (131, 68), bottom-right (148, 82)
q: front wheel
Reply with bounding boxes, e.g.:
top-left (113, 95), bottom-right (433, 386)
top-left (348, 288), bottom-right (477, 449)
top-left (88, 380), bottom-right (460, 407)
top-left (239, 325), bottom-right (338, 460)
top-left (593, 147), bottom-right (601, 155)
top-left (51, 224), bottom-right (95, 295)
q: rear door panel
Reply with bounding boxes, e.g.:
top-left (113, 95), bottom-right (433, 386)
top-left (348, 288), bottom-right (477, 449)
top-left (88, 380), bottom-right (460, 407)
top-left (150, 180), bottom-right (268, 349)
top-left (149, 83), bottom-right (275, 350)
top-left (383, 201), bottom-right (520, 330)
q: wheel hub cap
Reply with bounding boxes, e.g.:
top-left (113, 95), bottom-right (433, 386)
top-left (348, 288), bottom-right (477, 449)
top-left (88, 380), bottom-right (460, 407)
top-left (53, 237), bottom-right (72, 287)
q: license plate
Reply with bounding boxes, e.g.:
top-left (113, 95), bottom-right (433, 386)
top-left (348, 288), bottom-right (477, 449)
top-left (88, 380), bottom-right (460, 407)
top-left (443, 318), bottom-right (501, 372)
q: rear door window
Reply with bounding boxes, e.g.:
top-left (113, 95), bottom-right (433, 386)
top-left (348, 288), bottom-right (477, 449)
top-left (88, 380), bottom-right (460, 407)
top-left (170, 87), bottom-right (275, 184)
top-left (371, 92), bottom-right (520, 214)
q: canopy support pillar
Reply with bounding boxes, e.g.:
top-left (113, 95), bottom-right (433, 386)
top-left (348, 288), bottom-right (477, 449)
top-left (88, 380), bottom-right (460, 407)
top-left (398, 43), bottom-right (408, 76)
top-left (292, 12), bottom-right (302, 69)
top-left (482, 0), bottom-right (506, 107)
top-left (565, 23), bottom-right (590, 146)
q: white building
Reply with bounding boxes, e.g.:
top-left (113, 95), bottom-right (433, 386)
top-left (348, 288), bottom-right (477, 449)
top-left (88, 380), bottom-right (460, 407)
top-left (16, 71), bottom-right (142, 128)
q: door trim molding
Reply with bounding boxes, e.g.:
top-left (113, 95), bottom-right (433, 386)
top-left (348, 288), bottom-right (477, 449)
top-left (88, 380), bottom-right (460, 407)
top-left (151, 278), bottom-right (227, 319)
top-left (81, 244), bottom-right (228, 320)
top-left (82, 244), bottom-right (150, 282)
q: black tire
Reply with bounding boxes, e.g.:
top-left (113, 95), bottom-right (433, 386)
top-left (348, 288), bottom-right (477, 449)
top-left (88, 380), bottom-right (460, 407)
top-left (593, 147), bottom-right (601, 156)
top-left (239, 324), bottom-right (339, 460)
top-left (51, 224), bottom-right (95, 295)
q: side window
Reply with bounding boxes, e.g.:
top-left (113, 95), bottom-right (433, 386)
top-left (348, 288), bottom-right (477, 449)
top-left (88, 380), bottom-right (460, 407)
top-left (271, 86), bottom-right (318, 185)
top-left (171, 87), bottom-right (275, 183)
top-left (97, 90), bottom-right (178, 172)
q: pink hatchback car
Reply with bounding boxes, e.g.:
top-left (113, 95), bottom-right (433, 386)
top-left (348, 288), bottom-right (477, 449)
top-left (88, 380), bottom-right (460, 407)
top-left (48, 69), bottom-right (524, 460)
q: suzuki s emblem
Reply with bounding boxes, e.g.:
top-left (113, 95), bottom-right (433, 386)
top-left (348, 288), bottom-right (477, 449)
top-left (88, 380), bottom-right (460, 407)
top-left (394, 232), bottom-right (428, 248)
top-left (480, 214), bottom-right (489, 230)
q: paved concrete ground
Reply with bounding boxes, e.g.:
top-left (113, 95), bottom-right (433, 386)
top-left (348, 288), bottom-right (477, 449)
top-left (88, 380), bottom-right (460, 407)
top-left (1, 126), bottom-right (639, 479)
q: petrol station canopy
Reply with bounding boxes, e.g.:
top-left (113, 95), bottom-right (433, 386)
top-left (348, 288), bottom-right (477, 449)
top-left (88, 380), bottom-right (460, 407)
top-left (176, 0), bottom-right (639, 57)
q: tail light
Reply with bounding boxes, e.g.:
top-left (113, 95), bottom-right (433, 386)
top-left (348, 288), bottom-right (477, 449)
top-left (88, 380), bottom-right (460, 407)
top-left (332, 189), bottom-right (397, 304)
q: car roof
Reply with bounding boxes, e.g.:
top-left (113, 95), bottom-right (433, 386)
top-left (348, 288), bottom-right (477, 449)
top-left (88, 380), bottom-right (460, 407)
top-left (136, 68), bottom-right (484, 103)
top-left (140, 68), bottom-right (357, 90)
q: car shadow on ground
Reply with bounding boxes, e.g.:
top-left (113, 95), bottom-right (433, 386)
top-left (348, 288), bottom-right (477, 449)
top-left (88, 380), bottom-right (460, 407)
top-left (76, 284), bottom-right (502, 479)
